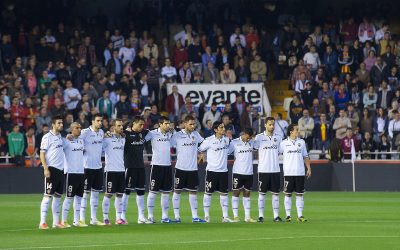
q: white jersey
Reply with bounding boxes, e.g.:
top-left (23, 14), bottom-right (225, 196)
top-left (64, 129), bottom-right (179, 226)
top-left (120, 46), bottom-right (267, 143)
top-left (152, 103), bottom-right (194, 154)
top-left (80, 126), bottom-right (104, 169)
top-left (63, 138), bottom-right (84, 174)
top-left (228, 137), bottom-right (254, 175)
top-left (145, 128), bottom-right (173, 166)
top-left (279, 138), bottom-right (309, 176)
top-left (103, 135), bottom-right (125, 172)
top-left (198, 135), bottom-right (230, 172)
top-left (40, 131), bottom-right (64, 170)
top-left (254, 132), bottom-right (282, 173)
top-left (171, 130), bottom-right (204, 171)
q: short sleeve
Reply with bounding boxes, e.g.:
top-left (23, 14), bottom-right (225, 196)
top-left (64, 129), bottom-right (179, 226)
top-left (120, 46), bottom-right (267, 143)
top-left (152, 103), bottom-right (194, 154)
top-left (40, 135), bottom-right (49, 152)
top-left (170, 133), bottom-right (178, 147)
top-left (198, 139), bottom-right (209, 152)
top-left (145, 130), bottom-right (154, 141)
top-left (253, 135), bottom-right (260, 149)
top-left (302, 141), bottom-right (309, 158)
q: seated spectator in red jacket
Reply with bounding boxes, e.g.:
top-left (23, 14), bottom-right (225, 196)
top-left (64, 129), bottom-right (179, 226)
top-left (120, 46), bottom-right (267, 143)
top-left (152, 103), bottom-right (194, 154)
top-left (165, 85), bottom-right (184, 123)
top-left (340, 128), bottom-right (361, 160)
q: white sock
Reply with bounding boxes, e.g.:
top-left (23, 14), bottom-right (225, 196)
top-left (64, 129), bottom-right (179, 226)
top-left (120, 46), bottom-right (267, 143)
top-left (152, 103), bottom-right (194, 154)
top-left (115, 196), bottom-right (123, 220)
top-left (296, 195), bottom-right (304, 217)
top-left (73, 196), bottom-right (82, 224)
top-left (121, 194), bottom-right (129, 221)
top-left (52, 196), bottom-right (61, 225)
top-left (62, 197), bottom-right (72, 223)
top-left (284, 196), bottom-right (292, 217)
top-left (272, 194), bottom-right (280, 218)
top-left (136, 195), bottom-right (145, 220)
top-left (172, 193), bottom-right (181, 219)
top-left (220, 195), bottom-right (229, 218)
top-left (189, 194), bottom-right (198, 219)
top-left (102, 196), bottom-right (111, 220)
top-left (243, 197), bottom-right (251, 220)
top-left (203, 194), bottom-right (211, 218)
top-left (90, 191), bottom-right (99, 221)
top-left (161, 193), bottom-right (170, 219)
top-left (80, 192), bottom-right (88, 222)
top-left (147, 192), bottom-right (156, 219)
top-left (258, 194), bottom-right (265, 218)
top-left (232, 196), bottom-right (239, 218)
top-left (40, 196), bottom-right (51, 224)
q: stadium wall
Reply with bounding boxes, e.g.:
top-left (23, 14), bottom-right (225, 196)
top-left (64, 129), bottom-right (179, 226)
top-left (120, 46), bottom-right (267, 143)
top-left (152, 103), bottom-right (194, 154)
top-left (0, 161), bottom-right (399, 194)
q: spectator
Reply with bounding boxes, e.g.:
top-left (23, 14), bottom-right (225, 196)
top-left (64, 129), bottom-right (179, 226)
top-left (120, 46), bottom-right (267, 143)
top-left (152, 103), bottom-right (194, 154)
top-left (370, 57), bottom-right (389, 86)
top-left (114, 92), bottom-right (131, 118)
top-left (230, 26), bottom-right (246, 48)
top-left (10, 96), bottom-right (25, 129)
top-left (203, 62), bottom-right (220, 83)
top-left (202, 102), bottom-right (221, 128)
top-left (235, 58), bottom-right (250, 83)
top-left (106, 50), bottom-right (123, 79)
top-left (363, 85), bottom-right (378, 111)
top-left (179, 95), bottom-right (198, 118)
top-left (138, 72), bottom-right (150, 108)
top-left (386, 66), bottom-right (400, 90)
top-left (77, 111), bottom-right (89, 129)
top-left (323, 45), bottom-right (338, 78)
top-left (298, 109), bottom-right (314, 150)
top-left (388, 110), bottom-right (400, 150)
top-left (358, 17), bottom-right (375, 43)
top-left (146, 58), bottom-right (161, 107)
top-left (363, 50), bottom-right (377, 71)
top-left (373, 107), bottom-right (389, 143)
top-left (340, 17), bottom-right (358, 45)
top-left (8, 124), bottom-right (25, 167)
top-left (333, 109), bottom-right (352, 140)
top-left (245, 26), bottom-right (260, 49)
top-left (309, 98), bottom-right (325, 119)
top-left (318, 82), bottom-right (334, 106)
top-left (314, 113), bottom-right (331, 153)
top-left (274, 113), bottom-right (289, 138)
top-left (361, 131), bottom-right (376, 159)
top-left (143, 37), bottom-right (158, 60)
top-left (149, 104), bottom-right (161, 128)
top-left (216, 47), bottom-right (231, 71)
top-left (23, 97), bottom-right (38, 131)
top-left (220, 63), bottom-right (236, 83)
top-left (202, 119), bottom-right (214, 138)
top-left (78, 36), bottom-right (96, 67)
top-left (377, 81), bottom-right (392, 109)
top-left (165, 85), bottom-right (184, 122)
top-left (111, 29), bottom-right (124, 49)
top-left (63, 80), bottom-right (82, 117)
top-left (341, 128), bottom-right (361, 160)
top-left (360, 108), bottom-right (373, 136)
top-left (303, 45), bottom-right (321, 75)
top-left (201, 46), bottom-right (216, 69)
top-left (174, 24), bottom-right (195, 48)
top-left (250, 54), bottom-right (267, 82)
top-left (338, 45), bottom-right (353, 77)
top-left (178, 61), bottom-right (193, 83)
top-left (381, 45), bottom-right (395, 67)
top-left (96, 89), bottom-right (113, 118)
top-left (347, 103), bottom-right (360, 130)
top-left (377, 134), bottom-right (391, 159)
top-left (334, 83), bottom-right (350, 110)
top-left (161, 58), bottom-right (177, 84)
top-left (289, 94), bottom-right (304, 124)
top-left (103, 42), bottom-right (113, 66)
top-left (301, 82), bottom-right (317, 109)
top-left (239, 104), bottom-right (252, 131)
top-left (172, 40), bottom-right (188, 69)
top-left (291, 60), bottom-right (313, 90)
top-left (24, 126), bottom-right (38, 167)
top-left (119, 38), bottom-right (136, 64)
top-left (294, 72), bottom-right (309, 93)
top-left (355, 62), bottom-right (370, 86)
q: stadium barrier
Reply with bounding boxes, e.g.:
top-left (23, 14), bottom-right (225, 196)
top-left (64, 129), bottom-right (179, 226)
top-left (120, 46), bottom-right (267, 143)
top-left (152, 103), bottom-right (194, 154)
top-left (0, 159), bottom-right (399, 193)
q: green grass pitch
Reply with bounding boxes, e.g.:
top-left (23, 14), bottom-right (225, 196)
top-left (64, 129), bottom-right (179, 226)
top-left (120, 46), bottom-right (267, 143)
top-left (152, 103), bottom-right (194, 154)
top-left (0, 192), bottom-right (399, 249)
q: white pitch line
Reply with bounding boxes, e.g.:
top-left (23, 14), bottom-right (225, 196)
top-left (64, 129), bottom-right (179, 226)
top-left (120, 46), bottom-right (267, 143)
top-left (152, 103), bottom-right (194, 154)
top-left (1, 220), bottom-right (399, 233)
top-left (2, 235), bottom-right (399, 250)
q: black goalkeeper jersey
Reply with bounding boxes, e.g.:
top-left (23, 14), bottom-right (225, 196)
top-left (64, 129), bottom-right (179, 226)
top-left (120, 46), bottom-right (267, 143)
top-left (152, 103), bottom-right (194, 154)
top-left (124, 130), bottom-right (149, 168)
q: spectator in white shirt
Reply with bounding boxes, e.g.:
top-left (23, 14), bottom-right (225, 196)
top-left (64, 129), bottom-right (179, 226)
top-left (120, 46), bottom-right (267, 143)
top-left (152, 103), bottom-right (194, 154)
top-left (118, 39), bottom-right (136, 64)
top-left (303, 45), bottom-right (321, 74)
top-left (110, 29), bottom-right (124, 49)
top-left (63, 80), bottom-right (81, 116)
top-left (229, 26), bottom-right (246, 48)
top-left (161, 58), bottom-right (177, 84)
top-left (174, 24), bottom-right (195, 48)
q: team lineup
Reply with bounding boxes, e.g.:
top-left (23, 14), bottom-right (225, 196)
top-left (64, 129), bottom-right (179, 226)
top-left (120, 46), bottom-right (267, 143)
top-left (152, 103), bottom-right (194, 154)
top-left (38, 114), bottom-right (311, 229)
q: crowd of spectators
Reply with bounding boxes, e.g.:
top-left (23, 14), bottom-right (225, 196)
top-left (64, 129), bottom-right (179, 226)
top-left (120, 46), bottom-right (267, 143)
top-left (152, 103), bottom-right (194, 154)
top-left (0, 1), bottom-right (400, 162)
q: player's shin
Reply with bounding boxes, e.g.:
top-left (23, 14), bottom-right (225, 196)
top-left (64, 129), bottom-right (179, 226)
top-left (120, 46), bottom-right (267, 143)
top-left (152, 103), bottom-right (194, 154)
top-left (73, 196), bottom-right (82, 224)
top-left (147, 192), bottom-right (156, 219)
top-left (121, 192), bottom-right (130, 221)
top-left (62, 197), bottom-right (73, 223)
top-left (258, 193), bottom-right (265, 218)
top-left (189, 193), bottom-right (198, 219)
top-left (296, 195), bottom-right (304, 217)
top-left (161, 193), bottom-right (170, 219)
top-left (272, 193), bottom-right (280, 218)
top-left (284, 195), bottom-right (292, 217)
top-left (203, 194), bottom-right (211, 219)
top-left (90, 191), bottom-right (99, 221)
top-left (220, 194), bottom-right (229, 218)
top-left (172, 192), bottom-right (181, 219)
top-left (52, 196), bottom-right (61, 225)
top-left (80, 191), bottom-right (88, 222)
top-left (40, 196), bottom-right (51, 224)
